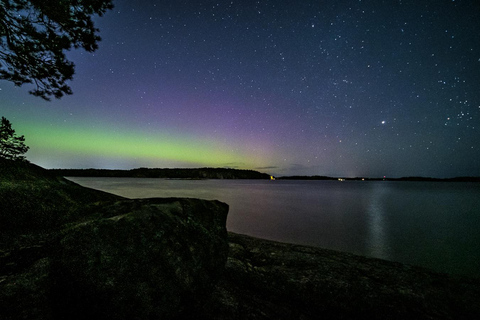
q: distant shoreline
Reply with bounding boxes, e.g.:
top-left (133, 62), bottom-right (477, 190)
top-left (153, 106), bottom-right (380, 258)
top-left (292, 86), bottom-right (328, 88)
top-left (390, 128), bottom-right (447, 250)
top-left (49, 168), bottom-right (480, 182)
top-left (277, 175), bottom-right (480, 182)
top-left (49, 167), bottom-right (271, 179)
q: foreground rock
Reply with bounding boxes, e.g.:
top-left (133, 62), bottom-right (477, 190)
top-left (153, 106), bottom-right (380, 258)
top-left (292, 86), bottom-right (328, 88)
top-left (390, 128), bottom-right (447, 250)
top-left (1, 159), bottom-right (229, 320)
top-left (1, 198), bottom-right (229, 320)
top-left (0, 159), bottom-right (122, 248)
top-left (53, 198), bottom-right (228, 319)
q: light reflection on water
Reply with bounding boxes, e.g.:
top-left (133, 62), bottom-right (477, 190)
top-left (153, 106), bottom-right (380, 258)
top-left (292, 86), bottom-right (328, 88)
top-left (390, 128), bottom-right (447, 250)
top-left (366, 183), bottom-right (389, 259)
top-left (67, 177), bottom-right (480, 278)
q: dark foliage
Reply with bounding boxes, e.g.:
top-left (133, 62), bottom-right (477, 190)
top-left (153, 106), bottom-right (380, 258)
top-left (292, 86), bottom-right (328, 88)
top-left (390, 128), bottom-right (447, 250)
top-left (0, 0), bottom-right (113, 100)
top-left (0, 116), bottom-right (29, 160)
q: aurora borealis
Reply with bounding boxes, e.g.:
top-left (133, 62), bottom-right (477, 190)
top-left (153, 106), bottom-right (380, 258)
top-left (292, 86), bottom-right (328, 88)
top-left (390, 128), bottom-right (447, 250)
top-left (1, 0), bottom-right (479, 177)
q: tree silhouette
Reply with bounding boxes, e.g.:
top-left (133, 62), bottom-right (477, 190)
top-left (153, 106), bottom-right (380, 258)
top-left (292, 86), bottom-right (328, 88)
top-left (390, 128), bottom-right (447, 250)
top-left (0, 116), bottom-right (29, 160)
top-left (0, 0), bottom-right (113, 100)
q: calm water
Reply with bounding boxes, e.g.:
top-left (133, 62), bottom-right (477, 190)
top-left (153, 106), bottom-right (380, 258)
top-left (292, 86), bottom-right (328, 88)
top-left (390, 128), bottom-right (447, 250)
top-left (67, 177), bottom-right (480, 278)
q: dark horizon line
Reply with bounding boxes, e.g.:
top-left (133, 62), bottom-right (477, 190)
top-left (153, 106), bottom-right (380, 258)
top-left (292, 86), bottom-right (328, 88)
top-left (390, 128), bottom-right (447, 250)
top-left (277, 175), bottom-right (480, 182)
top-left (48, 167), bottom-right (480, 182)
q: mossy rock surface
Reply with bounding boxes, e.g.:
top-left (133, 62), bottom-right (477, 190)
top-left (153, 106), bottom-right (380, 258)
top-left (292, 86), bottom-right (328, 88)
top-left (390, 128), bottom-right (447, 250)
top-left (51, 198), bottom-right (228, 320)
top-left (1, 158), bottom-right (122, 246)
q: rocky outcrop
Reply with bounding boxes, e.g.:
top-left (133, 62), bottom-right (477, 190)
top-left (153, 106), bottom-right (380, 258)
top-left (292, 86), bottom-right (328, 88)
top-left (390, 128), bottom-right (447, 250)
top-left (1, 159), bottom-right (229, 320)
top-left (0, 158), bottom-right (122, 247)
top-left (1, 198), bottom-right (229, 320)
top-left (51, 198), bottom-right (229, 320)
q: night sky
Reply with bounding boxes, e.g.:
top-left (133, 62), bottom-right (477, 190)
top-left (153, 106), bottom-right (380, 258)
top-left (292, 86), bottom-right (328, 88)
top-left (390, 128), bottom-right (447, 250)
top-left (1, 0), bottom-right (479, 178)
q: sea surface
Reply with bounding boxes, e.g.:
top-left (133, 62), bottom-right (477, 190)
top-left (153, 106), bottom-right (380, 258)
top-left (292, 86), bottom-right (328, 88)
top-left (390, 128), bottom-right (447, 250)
top-left (67, 177), bottom-right (480, 278)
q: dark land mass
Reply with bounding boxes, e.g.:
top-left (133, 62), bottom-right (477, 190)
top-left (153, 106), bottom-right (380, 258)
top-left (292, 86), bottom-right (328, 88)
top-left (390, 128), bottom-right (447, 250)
top-left (279, 175), bottom-right (480, 182)
top-left (49, 167), bottom-right (480, 182)
top-left (2, 158), bottom-right (480, 319)
top-left (49, 167), bottom-right (271, 179)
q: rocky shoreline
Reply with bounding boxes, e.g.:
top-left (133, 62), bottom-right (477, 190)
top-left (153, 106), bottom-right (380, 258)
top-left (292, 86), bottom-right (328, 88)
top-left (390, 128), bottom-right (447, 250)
top-left (1, 159), bottom-right (479, 319)
top-left (205, 232), bottom-right (480, 319)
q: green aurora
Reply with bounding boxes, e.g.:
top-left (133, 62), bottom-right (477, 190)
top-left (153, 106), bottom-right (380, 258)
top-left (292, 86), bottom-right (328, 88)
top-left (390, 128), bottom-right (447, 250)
top-left (16, 119), bottom-right (267, 169)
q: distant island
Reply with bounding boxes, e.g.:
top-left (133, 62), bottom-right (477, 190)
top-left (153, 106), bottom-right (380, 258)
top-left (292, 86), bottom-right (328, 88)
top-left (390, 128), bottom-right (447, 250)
top-left (49, 168), bottom-right (480, 182)
top-left (49, 167), bottom-right (272, 179)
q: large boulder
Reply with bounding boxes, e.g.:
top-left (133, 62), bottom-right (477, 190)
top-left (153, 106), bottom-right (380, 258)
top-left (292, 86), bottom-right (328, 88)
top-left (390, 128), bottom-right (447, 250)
top-left (50, 198), bottom-right (229, 319)
top-left (1, 165), bottom-right (229, 320)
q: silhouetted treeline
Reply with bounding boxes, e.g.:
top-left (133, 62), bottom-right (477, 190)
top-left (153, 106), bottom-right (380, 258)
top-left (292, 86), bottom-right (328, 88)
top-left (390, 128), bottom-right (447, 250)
top-left (49, 167), bottom-right (271, 179)
top-left (278, 175), bottom-right (339, 181)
